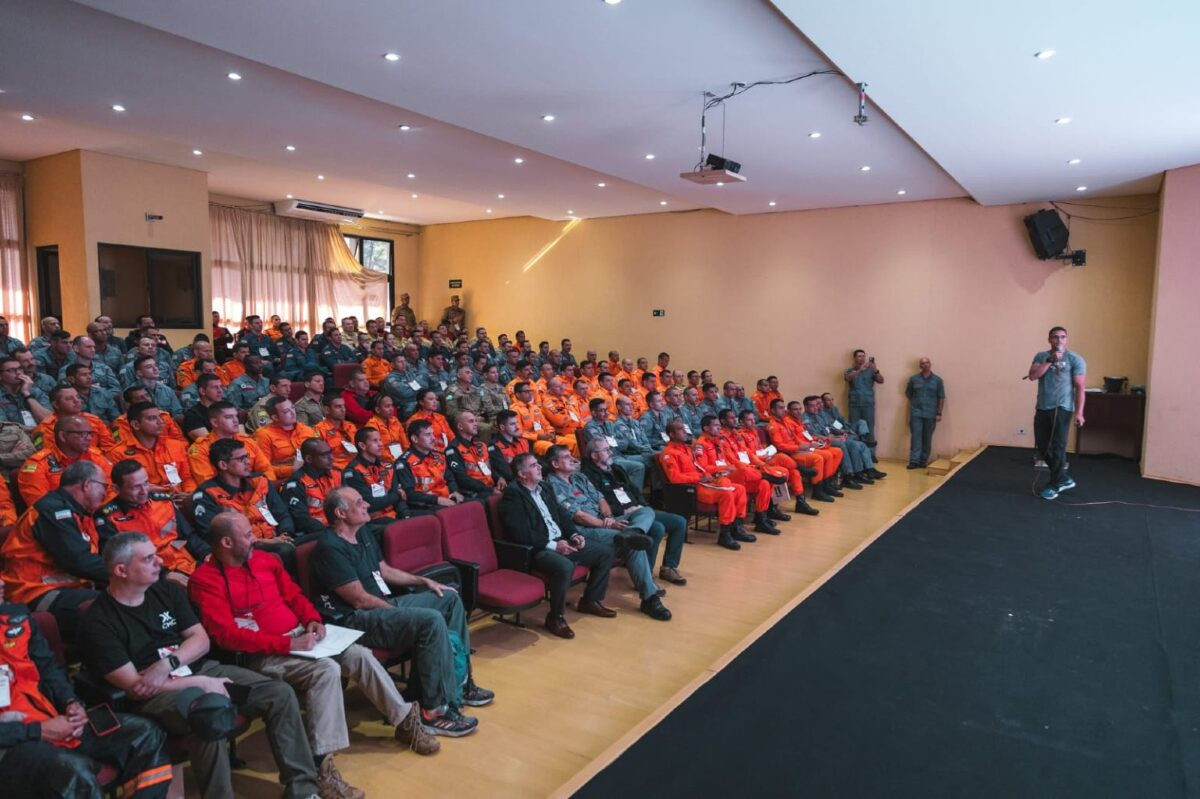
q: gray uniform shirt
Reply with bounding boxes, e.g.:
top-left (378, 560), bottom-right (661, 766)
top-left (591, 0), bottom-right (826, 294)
top-left (905, 373), bottom-right (945, 418)
top-left (547, 471), bottom-right (604, 519)
top-left (1033, 350), bottom-right (1086, 411)
top-left (844, 366), bottom-right (878, 406)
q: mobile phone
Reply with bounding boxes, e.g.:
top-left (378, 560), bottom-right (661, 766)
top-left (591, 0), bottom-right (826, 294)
top-left (225, 683), bottom-right (252, 705)
top-left (87, 704), bottom-right (121, 737)
top-left (869, 356), bottom-right (875, 363)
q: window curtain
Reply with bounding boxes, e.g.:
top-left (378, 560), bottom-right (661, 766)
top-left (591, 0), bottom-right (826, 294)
top-left (0, 173), bottom-right (32, 342)
top-left (210, 204), bottom-right (389, 335)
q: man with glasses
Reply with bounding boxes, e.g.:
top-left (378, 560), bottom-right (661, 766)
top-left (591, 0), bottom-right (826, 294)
top-left (0, 460), bottom-right (109, 636)
top-left (17, 416), bottom-right (113, 507)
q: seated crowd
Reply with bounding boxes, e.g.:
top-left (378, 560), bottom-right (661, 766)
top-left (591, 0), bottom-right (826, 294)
top-left (0, 303), bottom-right (886, 798)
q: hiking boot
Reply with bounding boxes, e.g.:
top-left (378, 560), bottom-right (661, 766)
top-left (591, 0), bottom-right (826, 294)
top-left (317, 754), bottom-right (365, 799)
top-left (659, 566), bottom-right (688, 585)
top-left (395, 703), bottom-right (440, 755)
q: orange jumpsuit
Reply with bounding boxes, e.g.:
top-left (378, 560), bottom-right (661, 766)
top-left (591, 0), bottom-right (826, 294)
top-left (364, 414), bottom-right (410, 461)
top-left (625, 390), bottom-right (649, 419)
top-left (1, 500), bottom-right (102, 604)
top-left (113, 411), bottom-right (185, 445)
top-left (731, 427), bottom-right (804, 494)
top-left (188, 432), bottom-right (277, 484)
top-left (753, 390), bottom-right (782, 420)
top-left (512, 399), bottom-right (576, 456)
top-left (314, 418), bottom-right (359, 470)
top-left (193, 475), bottom-right (282, 541)
top-left (105, 434), bottom-right (197, 493)
top-left (177, 358), bottom-right (203, 389)
top-left (409, 409), bottom-right (454, 450)
top-left (362, 355), bottom-right (392, 387)
top-left (217, 359), bottom-right (244, 385)
top-left (17, 446), bottom-right (113, 507)
top-left (541, 395), bottom-right (584, 437)
top-left (696, 433), bottom-right (771, 512)
top-left (657, 440), bottom-right (746, 525)
top-left (591, 387), bottom-right (619, 419)
top-left (253, 422), bottom-right (317, 480)
top-left (32, 412), bottom-right (115, 452)
top-left (96, 494), bottom-right (198, 575)
top-left (767, 417), bottom-right (841, 483)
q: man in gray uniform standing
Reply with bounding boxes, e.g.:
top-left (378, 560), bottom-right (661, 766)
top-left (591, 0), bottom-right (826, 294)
top-left (1028, 326), bottom-right (1086, 500)
top-left (905, 358), bottom-right (945, 469)
top-left (844, 349), bottom-right (884, 446)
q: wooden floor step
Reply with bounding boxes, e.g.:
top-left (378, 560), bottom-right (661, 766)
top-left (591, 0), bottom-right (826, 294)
top-left (926, 459), bottom-right (953, 476)
top-left (949, 450), bottom-right (974, 467)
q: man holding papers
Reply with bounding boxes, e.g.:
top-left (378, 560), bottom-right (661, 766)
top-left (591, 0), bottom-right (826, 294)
top-left (189, 511), bottom-right (438, 799)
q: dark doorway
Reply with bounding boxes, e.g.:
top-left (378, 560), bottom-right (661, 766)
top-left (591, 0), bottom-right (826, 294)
top-left (35, 245), bottom-right (60, 320)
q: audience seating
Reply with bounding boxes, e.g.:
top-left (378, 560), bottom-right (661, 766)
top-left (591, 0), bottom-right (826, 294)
top-left (332, 363), bottom-right (359, 390)
top-left (435, 502), bottom-right (545, 627)
top-left (288, 382), bottom-right (306, 402)
top-left (658, 462), bottom-right (718, 541)
top-left (487, 494), bottom-right (590, 596)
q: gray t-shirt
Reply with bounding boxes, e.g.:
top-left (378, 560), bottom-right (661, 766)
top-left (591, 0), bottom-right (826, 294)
top-left (1033, 350), bottom-right (1086, 411)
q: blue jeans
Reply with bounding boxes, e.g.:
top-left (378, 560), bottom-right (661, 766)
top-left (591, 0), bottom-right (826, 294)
top-left (652, 510), bottom-right (687, 570)
top-left (582, 506), bottom-right (659, 600)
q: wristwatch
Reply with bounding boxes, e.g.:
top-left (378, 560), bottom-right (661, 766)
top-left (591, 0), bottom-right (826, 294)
top-left (166, 654), bottom-right (181, 670)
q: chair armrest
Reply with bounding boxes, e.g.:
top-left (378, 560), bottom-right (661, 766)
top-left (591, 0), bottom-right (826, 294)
top-left (660, 483), bottom-right (697, 516)
top-left (73, 671), bottom-right (129, 711)
top-left (446, 558), bottom-right (480, 613)
top-left (493, 539), bottom-right (534, 572)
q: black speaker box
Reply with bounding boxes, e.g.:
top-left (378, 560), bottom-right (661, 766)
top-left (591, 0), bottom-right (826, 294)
top-left (1024, 209), bottom-right (1069, 259)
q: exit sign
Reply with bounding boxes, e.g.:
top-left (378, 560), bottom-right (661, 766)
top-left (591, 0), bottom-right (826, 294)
top-left (448, 279), bottom-right (462, 289)
top-left (652, 309), bottom-right (666, 317)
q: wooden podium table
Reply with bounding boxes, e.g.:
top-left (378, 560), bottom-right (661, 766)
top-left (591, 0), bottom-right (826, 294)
top-left (1075, 392), bottom-right (1145, 460)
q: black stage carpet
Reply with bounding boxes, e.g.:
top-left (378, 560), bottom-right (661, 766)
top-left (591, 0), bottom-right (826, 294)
top-left (575, 447), bottom-right (1200, 798)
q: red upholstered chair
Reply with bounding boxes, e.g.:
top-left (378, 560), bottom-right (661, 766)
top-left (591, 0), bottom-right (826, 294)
top-left (476, 494), bottom-right (589, 596)
top-left (382, 516), bottom-right (448, 575)
top-left (485, 493), bottom-right (504, 539)
top-left (288, 382), bottom-right (307, 402)
top-left (435, 502), bottom-right (545, 627)
top-left (332, 362), bottom-right (360, 390)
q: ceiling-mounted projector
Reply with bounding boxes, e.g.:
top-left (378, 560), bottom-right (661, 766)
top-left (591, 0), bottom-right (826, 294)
top-left (680, 153), bottom-right (747, 185)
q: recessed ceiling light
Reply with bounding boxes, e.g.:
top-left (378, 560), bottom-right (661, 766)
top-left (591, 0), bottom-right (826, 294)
top-left (1035, 49), bottom-right (1056, 59)
top-left (227, 72), bottom-right (242, 81)
top-left (317, 175), bottom-right (325, 180)
top-left (486, 209), bottom-right (493, 214)
top-left (285, 194), bottom-right (293, 199)
top-left (378, 209), bottom-right (384, 214)
top-left (716, 182), bottom-right (725, 187)
top-left (768, 201), bottom-right (777, 207)
top-left (603, 0), bottom-right (622, 5)
top-left (659, 200), bottom-right (668, 206)
top-left (513, 157), bottom-right (524, 164)
top-left (596, 182), bottom-right (607, 188)
top-left (398, 124), bottom-right (412, 131)
top-left (808, 131), bottom-right (821, 139)
top-left (1055, 117), bottom-right (1071, 125)
top-left (645, 154), bottom-right (656, 160)
top-left (497, 194), bottom-right (505, 199)
top-left (897, 189), bottom-right (907, 195)
top-left (411, 193), bottom-right (418, 199)
top-left (1076, 185), bottom-right (1087, 192)
top-left (20, 114), bottom-right (34, 122)
top-left (192, 149), bottom-right (203, 156)
top-left (541, 114), bottom-right (555, 122)
top-left (860, 165), bottom-right (871, 172)
top-left (383, 52), bottom-right (401, 62)
top-left (285, 145), bottom-right (296, 152)
top-left (567, 210), bottom-right (574, 215)
top-left (1067, 158), bottom-right (1082, 165)
top-left (111, 104), bottom-right (126, 113)
top-left (406, 173), bottom-right (415, 179)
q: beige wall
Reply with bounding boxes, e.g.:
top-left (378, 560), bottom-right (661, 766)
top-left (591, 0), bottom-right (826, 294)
top-left (25, 150), bottom-right (210, 347)
top-left (1143, 165), bottom-right (1200, 485)
top-left (418, 196), bottom-right (1159, 462)
top-left (24, 151), bottom-right (88, 333)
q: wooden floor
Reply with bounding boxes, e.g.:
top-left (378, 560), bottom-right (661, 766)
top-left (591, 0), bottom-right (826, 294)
top-left (215, 458), bottom-right (948, 798)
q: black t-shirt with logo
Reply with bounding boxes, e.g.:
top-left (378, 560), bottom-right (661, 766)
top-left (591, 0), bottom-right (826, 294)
top-left (81, 581), bottom-right (201, 676)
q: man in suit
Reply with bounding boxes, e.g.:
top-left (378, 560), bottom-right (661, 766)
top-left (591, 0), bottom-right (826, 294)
top-left (498, 452), bottom-right (614, 639)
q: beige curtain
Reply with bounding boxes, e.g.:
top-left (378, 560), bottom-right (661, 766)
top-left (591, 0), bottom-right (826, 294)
top-left (0, 173), bottom-right (32, 342)
top-left (210, 204), bottom-right (388, 334)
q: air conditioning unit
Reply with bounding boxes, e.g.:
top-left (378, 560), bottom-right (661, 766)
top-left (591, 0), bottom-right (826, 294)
top-left (273, 199), bottom-right (364, 224)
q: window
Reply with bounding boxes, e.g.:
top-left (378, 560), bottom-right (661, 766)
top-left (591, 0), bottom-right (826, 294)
top-left (344, 235), bottom-right (393, 275)
top-left (98, 243), bottom-right (202, 328)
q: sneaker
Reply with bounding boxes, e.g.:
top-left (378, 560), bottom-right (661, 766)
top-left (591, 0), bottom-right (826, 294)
top-left (1034, 458), bottom-right (1048, 469)
top-left (1056, 476), bottom-right (1076, 493)
top-left (421, 706), bottom-right (478, 737)
top-left (461, 680), bottom-right (495, 707)
top-left (659, 566), bottom-right (688, 585)
top-left (317, 754), bottom-right (365, 799)
top-left (1039, 485), bottom-right (1059, 501)
top-left (395, 703), bottom-right (440, 754)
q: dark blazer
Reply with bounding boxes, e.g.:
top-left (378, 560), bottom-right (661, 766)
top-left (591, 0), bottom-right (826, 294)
top-left (499, 481), bottom-right (579, 550)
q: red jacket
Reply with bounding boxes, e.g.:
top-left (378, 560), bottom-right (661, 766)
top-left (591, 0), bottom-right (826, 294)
top-left (188, 550), bottom-right (321, 656)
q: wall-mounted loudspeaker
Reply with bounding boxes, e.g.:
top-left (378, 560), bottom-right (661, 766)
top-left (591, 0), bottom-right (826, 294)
top-left (1024, 209), bottom-right (1069, 259)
